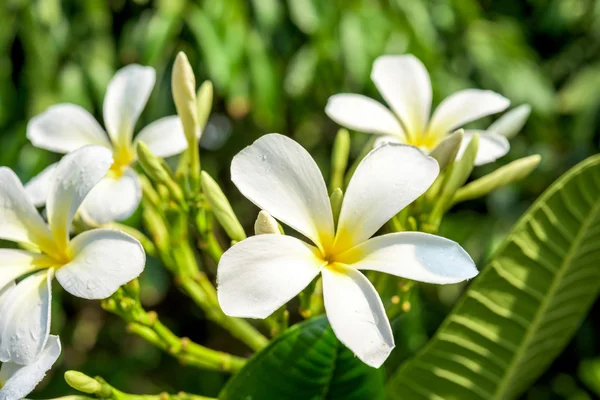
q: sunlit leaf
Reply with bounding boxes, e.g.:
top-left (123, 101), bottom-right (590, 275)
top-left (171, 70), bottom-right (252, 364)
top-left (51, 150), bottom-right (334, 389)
top-left (388, 154), bottom-right (600, 400)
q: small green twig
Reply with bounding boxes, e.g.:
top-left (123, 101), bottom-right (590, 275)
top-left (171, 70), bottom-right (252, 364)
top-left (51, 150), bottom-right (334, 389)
top-left (102, 284), bottom-right (246, 373)
top-left (64, 371), bottom-right (216, 400)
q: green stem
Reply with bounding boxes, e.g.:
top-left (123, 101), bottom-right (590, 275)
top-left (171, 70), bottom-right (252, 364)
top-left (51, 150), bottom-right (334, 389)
top-left (65, 372), bottom-right (216, 400)
top-left (102, 290), bottom-right (246, 374)
top-left (140, 166), bottom-right (268, 353)
top-left (179, 276), bottom-right (268, 351)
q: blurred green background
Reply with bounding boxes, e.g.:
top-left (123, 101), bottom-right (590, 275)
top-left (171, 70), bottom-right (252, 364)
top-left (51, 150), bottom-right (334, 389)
top-left (1, 0), bottom-right (599, 398)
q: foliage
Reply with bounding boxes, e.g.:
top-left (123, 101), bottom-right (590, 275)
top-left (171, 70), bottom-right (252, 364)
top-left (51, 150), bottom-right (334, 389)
top-left (388, 154), bottom-right (600, 399)
top-left (1, 0), bottom-right (600, 399)
top-left (220, 316), bottom-right (385, 400)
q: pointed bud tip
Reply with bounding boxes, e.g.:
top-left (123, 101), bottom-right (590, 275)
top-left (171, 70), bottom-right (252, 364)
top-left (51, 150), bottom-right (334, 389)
top-left (175, 51), bottom-right (189, 63)
top-left (254, 210), bottom-right (280, 235)
top-left (64, 371), bottom-right (102, 394)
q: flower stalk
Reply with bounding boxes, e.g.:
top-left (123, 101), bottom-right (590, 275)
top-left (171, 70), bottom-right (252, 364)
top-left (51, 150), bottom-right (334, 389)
top-left (64, 371), bottom-right (217, 400)
top-left (101, 284), bottom-right (246, 373)
top-left (138, 169), bottom-right (268, 352)
top-left (172, 52), bottom-right (201, 193)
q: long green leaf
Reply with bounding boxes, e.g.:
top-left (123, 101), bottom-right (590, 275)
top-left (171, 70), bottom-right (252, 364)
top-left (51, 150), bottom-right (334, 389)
top-left (220, 316), bottom-right (385, 399)
top-left (388, 154), bottom-right (600, 400)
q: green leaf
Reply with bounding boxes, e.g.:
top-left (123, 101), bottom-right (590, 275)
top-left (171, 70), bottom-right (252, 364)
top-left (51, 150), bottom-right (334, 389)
top-left (220, 316), bottom-right (385, 400)
top-left (452, 155), bottom-right (541, 204)
top-left (388, 154), bottom-right (600, 400)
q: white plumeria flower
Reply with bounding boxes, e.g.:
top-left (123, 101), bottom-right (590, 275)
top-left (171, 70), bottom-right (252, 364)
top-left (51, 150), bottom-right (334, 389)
top-left (26, 64), bottom-right (190, 223)
top-left (455, 103), bottom-right (532, 163)
top-left (0, 145), bottom-right (145, 366)
top-left (326, 54), bottom-right (511, 166)
top-left (0, 331), bottom-right (61, 400)
top-left (217, 134), bottom-right (478, 368)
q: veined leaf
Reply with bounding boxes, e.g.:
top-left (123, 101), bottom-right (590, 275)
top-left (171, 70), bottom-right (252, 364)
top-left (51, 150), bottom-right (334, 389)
top-left (220, 316), bottom-right (385, 400)
top-left (388, 154), bottom-right (600, 400)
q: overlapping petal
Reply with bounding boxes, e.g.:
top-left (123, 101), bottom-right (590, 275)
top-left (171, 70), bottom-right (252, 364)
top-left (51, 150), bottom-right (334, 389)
top-left (458, 131), bottom-right (510, 166)
top-left (26, 104), bottom-right (112, 154)
top-left (0, 250), bottom-right (53, 292)
top-left (325, 94), bottom-right (405, 137)
top-left (0, 168), bottom-right (54, 252)
top-left (428, 89), bottom-right (510, 136)
top-left (0, 335), bottom-right (61, 400)
top-left (218, 235), bottom-right (324, 319)
top-left (46, 146), bottom-right (113, 250)
top-left (103, 65), bottom-right (155, 149)
top-left (488, 104), bottom-right (531, 139)
top-left (336, 232), bottom-right (477, 284)
top-left (333, 144), bottom-right (439, 253)
top-left (371, 55), bottom-right (432, 137)
top-left (134, 116), bottom-right (190, 158)
top-left (321, 266), bottom-right (394, 368)
top-left (79, 168), bottom-right (141, 224)
top-left (24, 163), bottom-right (58, 207)
top-left (0, 269), bottom-right (52, 365)
top-left (56, 229), bottom-right (145, 300)
top-left (231, 134), bottom-right (335, 249)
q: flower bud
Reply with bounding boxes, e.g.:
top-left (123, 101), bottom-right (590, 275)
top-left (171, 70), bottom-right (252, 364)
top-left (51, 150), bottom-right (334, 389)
top-left (137, 142), bottom-right (186, 207)
top-left (172, 52), bottom-right (198, 145)
top-left (136, 142), bottom-right (171, 184)
top-left (330, 129), bottom-right (350, 190)
top-left (430, 130), bottom-right (463, 169)
top-left (172, 51), bottom-right (201, 191)
top-left (254, 210), bottom-right (280, 235)
top-left (453, 154), bottom-right (541, 204)
top-left (64, 371), bottom-right (103, 394)
top-left (197, 80), bottom-right (213, 134)
top-left (200, 171), bottom-right (246, 242)
top-left (330, 188), bottom-right (344, 227)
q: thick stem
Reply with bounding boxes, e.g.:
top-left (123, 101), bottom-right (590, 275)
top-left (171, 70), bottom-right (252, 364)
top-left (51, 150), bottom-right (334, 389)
top-left (102, 290), bottom-right (246, 374)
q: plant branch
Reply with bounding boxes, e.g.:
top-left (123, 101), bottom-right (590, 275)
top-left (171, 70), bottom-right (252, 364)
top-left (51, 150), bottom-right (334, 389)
top-left (64, 371), bottom-right (216, 400)
top-left (102, 283), bottom-right (246, 373)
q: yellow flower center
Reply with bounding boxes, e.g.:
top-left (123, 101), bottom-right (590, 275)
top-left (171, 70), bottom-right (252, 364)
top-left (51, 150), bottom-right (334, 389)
top-left (109, 145), bottom-right (136, 178)
top-left (407, 133), bottom-right (439, 150)
top-left (317, 243), bottom-right (351, 274)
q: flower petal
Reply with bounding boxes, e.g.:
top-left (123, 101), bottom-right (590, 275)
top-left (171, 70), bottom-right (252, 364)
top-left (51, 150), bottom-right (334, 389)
top-left (336, 232), bottom-right (478, 284)
top-left (428, 89), bottom-right (510, 136)
top-left (334, 144), bottom-right (439, 253)
top-left (487, 104), bottom-right (531, 139)
top-left (217, 235), bottom-right (324, 319)
top-left (373, 135), bottom-right (403, 148)
top-left (0, 250), bottom-right (53, 293)
top-left (0, 282), bottom-right (14, 300)
top-left (133, 116), bottom-right (190, 158)
top-left (24, 163), bottom-right (58, 208)
top-left (321, 266), bottom-right (394, 368)
top-left (457, 130), bottom-right (510, 166)
top-left (0, 335), bottom-right (61, 400)
top-left (0, 168), bottom-right (54, 251)
top-left (325, 94), bottom-right (405, 137)
top-left (371, 55), bottom-right (432, 137)
top-left (78, 168), bottom-right (142, 224)
top-left (26, 104), bottom-right (112, 154)
top-left (56, 229), bottom-right (145, 300)
top-left (231, 134), bottom-right (334, 249)
top-left (103, 65), bottom-right (156, 148)
top-left (46, 146), bottom-right (113, 250)
top-left (0, 269), bottom-right (52, 365)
